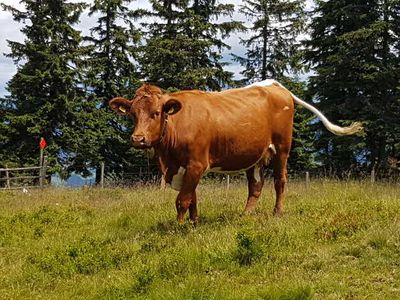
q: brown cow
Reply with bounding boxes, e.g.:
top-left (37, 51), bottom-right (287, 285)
top-left (109, 80), bottom-right (362, 224)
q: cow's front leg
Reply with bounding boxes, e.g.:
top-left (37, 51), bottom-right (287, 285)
top-left (175, 162), bottom-right (204, 224)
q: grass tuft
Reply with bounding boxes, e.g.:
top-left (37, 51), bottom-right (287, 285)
top-left (233, 230), bottom-right (263, 266)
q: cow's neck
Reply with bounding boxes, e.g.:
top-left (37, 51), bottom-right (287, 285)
top-left (155, 120), bottom-right (178, 156)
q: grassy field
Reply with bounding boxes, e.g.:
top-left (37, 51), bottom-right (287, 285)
top-left (0, 180), bottom-right (400, 299)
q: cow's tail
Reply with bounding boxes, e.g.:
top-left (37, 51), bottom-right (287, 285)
top-left (274, 81), bottom-right (363, 136)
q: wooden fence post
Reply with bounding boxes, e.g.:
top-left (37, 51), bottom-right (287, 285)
top-left (371, 168), bottom-right (375, 184)
top-left (43, 156), bottom-right (48, 180)
top-left (305, 171), bottom-right (310, 188)
top-left (39, 168), bottom-right (43, 188)
top-left (5, 165), bottom-right (10, 189)
top-left (225, 175), bottom-right (230, 198)
top-left (40, 156), bottom-right (48, 189)
top-left (160, 174), bottom-right (166, 189)
top-left (100, 162), bottom-right (105, 188)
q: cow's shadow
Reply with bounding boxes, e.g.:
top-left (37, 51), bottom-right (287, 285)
top-left (145, 209), bottom-right (260, 236)
top-left (145, 219), bottom-right (194, 236)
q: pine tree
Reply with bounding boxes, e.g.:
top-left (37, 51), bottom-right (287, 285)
top-left (0, 0), bottom-right (86, 177)
top-left (139, 0), bottom-right (245, 91)
top-left (80, 0), bottom-right (144, 182)
top-left (306, 0), bottom-right (400, 177)
top-left (234, 0), bottom-right (306, 82)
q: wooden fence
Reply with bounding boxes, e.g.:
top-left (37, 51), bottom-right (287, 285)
top-left (0, 157), bottom-right (48, 190)
top-left (0, 158), bottom-right (384, 190)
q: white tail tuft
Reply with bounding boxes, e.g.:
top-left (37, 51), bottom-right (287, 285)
top-left (251, 79), bottom-right (363, 136)
top-left (290, 94), bottom-right (363, 135)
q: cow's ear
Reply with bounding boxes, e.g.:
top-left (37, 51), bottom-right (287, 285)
top-left (109, 97), bottom-right (132, 116)
top-left (163, 99), bottom-right (182, 115)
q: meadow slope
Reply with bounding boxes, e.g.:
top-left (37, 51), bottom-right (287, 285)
top-left (0, 180), bottom-right (399, 299)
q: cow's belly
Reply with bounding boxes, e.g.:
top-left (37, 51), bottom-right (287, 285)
top-left (167, 144), bottom-right (275, 191)
top-left (208, 155), bottom-right (261, 172)
top-left (208, 143), bottom-right (268, 172)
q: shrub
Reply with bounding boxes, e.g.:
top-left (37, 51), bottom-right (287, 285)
top-left (133, 268), bottom-right (155, 294)
top-left (233, 230), bottom-right (263, 266)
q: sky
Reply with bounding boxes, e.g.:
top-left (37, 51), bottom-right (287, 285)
top-left (0, 0), bottom-right (314, 97)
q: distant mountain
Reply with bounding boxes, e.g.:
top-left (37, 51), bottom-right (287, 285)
top-left (52, 173), bottom-right (95, 187)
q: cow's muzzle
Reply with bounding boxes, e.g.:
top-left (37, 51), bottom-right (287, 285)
top-left (131, 135), bottom-right (151, 149)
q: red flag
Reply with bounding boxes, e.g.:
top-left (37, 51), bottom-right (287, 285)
top-left (39, 137), bottom-right (47, 150)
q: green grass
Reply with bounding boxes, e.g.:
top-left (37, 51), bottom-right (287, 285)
top-left (0, 180), bottom-right (400, 299)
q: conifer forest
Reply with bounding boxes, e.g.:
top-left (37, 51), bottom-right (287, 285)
top-left (1, 0), bottom-right (399, 182)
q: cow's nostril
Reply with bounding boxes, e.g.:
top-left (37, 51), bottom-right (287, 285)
top-left (131, 135), bottom-right (146, 144)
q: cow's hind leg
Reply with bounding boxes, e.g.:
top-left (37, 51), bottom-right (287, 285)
top-left (188, 191), bottom-right (198, 223)
top-left (244, 165), bottom-right (264, 214)
top-left (273, 147), bottom-right (290, 216)
top-left (175, 162), bottom-right (204, 224)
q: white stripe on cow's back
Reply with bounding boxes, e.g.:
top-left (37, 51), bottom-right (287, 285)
top-left (245, 79), bottom-right (277, 88)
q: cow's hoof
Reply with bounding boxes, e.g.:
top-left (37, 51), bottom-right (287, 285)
top-left (244, 209), bottom-right (254, 215)
top-left (241, 208), bottom-right (255, 217)
top-left (273, 208), bottom-right (284, 217)
top-left (190, 217), bottom-right (199, 226)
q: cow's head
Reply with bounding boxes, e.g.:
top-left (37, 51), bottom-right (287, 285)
top-left (109, 84), bottom-right (182, 149)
